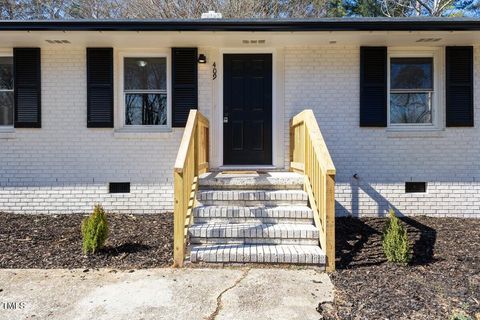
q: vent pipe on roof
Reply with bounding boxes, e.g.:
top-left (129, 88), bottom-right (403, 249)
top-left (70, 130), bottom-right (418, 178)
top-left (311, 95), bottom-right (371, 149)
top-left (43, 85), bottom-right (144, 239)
top-left (201, 11), bottom-right (222, 19)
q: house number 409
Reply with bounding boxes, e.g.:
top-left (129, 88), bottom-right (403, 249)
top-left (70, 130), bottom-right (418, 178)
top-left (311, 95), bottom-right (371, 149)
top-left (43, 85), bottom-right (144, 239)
top-left (212, 62), bottom-right (217, 80)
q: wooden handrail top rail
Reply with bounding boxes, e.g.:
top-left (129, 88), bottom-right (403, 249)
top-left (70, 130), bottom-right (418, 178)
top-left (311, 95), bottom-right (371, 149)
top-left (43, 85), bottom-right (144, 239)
top-left (196, 112), bottom-right (209, 126)
top-left (174, 109), bottom-right (209, 173)
top-left (291, 109), bottom-right (336, 175)
top-left (290, 108), bottom-right (336, 271)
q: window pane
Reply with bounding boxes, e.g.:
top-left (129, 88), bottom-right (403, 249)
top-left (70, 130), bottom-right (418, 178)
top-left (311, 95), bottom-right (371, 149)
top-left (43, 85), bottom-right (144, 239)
top-left (391, 58), bottom-right (433, 90)
top-left (390, 93), bottom-right (432, 124)
top-left (124, 57), bottom-right (166, 90)
top-left (0, 57), bottom-right (13, 90)
top-left (0, 91), bottom-right (13, 126)
top-left (125, 93), bottom-right (167, 125)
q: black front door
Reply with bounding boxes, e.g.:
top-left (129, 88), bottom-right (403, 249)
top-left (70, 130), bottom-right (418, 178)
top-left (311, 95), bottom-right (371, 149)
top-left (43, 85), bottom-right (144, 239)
top-left (223, 54), bottom-right (272, 165)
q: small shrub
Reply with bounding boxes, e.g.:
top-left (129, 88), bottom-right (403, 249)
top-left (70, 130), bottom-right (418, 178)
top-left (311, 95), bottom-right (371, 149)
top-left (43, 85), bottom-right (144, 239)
top-left (450, 312), bottom-right (473, 320)
top-left (382, 208), bottom-right (411, 265)
top-left (81, 204), bottom-right (109, 254)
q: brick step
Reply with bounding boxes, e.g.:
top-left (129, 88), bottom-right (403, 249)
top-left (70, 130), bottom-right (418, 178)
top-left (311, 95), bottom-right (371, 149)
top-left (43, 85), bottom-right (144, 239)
top-left (199, 171), bottom-right (304, 190)
top-left (197, 190), bottom-right (308, 206)
top-left (190, 244), bottom-right (325, 265)
top-left (193, 205), bottom-right (314, 224)
top-left (188, 223), bottom-right (319, 245)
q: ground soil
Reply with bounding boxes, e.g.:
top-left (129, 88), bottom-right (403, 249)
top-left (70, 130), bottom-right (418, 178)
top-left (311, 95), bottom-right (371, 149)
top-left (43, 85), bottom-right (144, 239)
top-left (321, 217), bottom-right (480, 320)
top-left (2, 212), bottom-right (479, 319)
top-left (0, 212), bottom-right (173, 269)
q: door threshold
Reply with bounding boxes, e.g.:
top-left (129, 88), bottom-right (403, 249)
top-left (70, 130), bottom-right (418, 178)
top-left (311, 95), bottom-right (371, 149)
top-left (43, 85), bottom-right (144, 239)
top-left (213, 165), bottom-right (281, 172)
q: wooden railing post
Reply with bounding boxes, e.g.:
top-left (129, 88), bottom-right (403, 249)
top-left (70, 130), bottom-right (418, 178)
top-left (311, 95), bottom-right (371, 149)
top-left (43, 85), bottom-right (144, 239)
top-left (173, 109), bottom-right (209, 268)
top-left (325, 173), bottom-right (336, 272)
top-left (173, 171), bottom-right (185, 267)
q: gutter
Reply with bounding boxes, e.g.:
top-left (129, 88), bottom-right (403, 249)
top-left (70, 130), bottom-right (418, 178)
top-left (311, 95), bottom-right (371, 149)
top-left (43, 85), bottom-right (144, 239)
top-left (0, 19), bottom-right (480, 32)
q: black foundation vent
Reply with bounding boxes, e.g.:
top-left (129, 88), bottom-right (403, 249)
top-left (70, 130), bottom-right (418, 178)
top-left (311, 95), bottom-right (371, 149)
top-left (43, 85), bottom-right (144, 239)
top-left (109, 182), bottom-right (130, 194)
top-left (405, 182), bottom-right (427, 193)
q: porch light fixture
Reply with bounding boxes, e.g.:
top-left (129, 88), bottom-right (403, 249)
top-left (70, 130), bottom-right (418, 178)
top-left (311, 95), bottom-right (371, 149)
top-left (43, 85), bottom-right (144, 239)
top-left (198, 54), bottom-right (207, 64)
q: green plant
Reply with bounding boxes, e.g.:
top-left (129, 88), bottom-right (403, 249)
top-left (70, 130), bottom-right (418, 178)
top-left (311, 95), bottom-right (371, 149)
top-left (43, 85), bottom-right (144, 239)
top-left (450, 312), bottom-right (473, 320)
top-left (382, 208), bottom-right (412, 265)
top-left (81, 204), bottom-right (109, 254)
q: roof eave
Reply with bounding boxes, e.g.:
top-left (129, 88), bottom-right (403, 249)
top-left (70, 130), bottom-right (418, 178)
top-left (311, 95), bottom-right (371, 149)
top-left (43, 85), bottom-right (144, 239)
top-left (0, 19), bottom-right (480, 32)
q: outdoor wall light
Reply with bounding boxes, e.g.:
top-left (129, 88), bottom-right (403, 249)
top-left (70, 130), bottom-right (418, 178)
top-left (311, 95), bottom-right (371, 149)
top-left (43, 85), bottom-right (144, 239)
top-left (198, 54), bottom-right (207, 63)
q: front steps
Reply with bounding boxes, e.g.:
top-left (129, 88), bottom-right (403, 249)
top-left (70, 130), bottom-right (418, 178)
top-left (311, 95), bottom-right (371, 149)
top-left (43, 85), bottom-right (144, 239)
top-left (193, 205), bottom-right (314, 224)
top-left (188, 171), bottom-right (325, 266)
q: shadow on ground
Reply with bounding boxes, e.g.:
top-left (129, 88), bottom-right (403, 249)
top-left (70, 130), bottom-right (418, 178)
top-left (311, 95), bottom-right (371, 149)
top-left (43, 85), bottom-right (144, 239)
top-left (335, 216), bottom-right (437, 269)
top-left (102, 243), bottom-right (152, 256)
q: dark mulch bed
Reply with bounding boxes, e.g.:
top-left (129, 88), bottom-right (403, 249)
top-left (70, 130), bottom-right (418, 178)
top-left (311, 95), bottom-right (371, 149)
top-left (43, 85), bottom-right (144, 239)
top-left (0, 212), bottom-right (173, 269)
top-left (320, 217), bottom-right (480, 320)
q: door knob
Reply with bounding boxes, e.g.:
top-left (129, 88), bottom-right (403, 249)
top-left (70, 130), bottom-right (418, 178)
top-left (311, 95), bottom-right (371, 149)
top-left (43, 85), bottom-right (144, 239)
top-left (223, 116), bottom-right (228, 123)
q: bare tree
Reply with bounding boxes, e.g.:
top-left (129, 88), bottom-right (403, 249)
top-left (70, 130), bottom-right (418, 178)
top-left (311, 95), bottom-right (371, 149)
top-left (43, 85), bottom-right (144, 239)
top-left (0, 0), bottom-right (71, 19)
top-left (123, 0), bottom-right (328, 19)
top-left (381, 0), bottom-right (456, 16)
top-left (0, 0), bottom-right (468, 20)
top-left (68, 0), bottom-right (126, 19)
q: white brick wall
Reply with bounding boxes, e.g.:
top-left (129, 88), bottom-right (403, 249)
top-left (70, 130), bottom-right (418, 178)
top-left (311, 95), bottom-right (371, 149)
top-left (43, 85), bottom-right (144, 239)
top-left (0, 47), bottom-right (210, 214)
top-left (1, 44), bottom-right (479, 217)
top-left (284, 46), bottom-right (480, 217)
top-left (0, 47), bottom-right (212, 214)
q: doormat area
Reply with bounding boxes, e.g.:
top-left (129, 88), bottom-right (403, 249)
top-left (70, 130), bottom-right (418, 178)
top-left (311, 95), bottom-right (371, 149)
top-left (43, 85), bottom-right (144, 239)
top-left (221, 171), bottom-right (259, 174)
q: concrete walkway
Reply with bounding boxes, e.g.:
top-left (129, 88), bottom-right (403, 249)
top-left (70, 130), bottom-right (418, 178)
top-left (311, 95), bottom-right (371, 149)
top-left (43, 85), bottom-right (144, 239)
top-left (0, 268), bottom-right (333, 320)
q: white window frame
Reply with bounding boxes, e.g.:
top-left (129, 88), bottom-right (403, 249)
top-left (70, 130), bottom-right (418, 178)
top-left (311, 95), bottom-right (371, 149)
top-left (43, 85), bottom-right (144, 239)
top-left (387, 47), bottom-right (443, 131)
top-left (0, 49), bottom-right (14, 131)
top-left (117, 51), bottom-right (171, 131)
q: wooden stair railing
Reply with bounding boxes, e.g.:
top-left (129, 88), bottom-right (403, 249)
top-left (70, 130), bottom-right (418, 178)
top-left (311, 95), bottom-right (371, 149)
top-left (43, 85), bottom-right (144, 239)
top-left (290, 109), bottom-right (336, 272)
top-left (173, 110), bottom-right (209, 267)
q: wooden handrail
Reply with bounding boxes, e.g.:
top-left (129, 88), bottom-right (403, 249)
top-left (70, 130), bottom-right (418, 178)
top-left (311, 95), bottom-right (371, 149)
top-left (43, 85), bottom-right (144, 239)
top-left (290, 109), bottom-right (336, 272)
top-left (173, 110), bottom-right (209, 267)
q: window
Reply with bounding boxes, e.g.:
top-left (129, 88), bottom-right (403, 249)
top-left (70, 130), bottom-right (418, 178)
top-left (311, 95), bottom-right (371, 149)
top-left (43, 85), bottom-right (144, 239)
top-left (123, 57), bottom-right (167, 126)
top-left (0, 56), bottom-right (13, 127)
top-left (389, 57), bottom-right (434, 125)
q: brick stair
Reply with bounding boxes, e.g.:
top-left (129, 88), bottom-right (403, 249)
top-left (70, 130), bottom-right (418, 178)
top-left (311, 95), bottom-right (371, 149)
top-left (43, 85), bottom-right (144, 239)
top-left (188, 171), bottom-right (325, 266)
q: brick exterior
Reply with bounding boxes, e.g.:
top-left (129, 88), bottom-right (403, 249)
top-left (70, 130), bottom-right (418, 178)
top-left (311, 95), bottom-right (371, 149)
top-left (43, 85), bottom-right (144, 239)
top-left (0, 48), bottom-right (184, 214)
top-left (0, 44), bottom-right (479, 217)
top-left (284, 46), bottom-right (480, 217)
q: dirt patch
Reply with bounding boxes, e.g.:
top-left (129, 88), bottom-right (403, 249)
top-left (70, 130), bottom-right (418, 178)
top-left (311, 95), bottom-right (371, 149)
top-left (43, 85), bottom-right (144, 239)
top-left (322, 217), bottom-right (480, 320)
top-left (0, 212), bottom-right (173, 269)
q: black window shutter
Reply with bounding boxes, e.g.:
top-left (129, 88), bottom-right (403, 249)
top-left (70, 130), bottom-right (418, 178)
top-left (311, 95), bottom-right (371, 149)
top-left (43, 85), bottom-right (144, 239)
top-left (87, 48), bottom-right (113, 128)
top-left (446, 46), bottom-right (474, 127)
top-left (360, 47), bottom-right (387, 127)
top-left (14, 48), bottom-right (41, 128)
top-left (172, 48), bottom-right (198, 127)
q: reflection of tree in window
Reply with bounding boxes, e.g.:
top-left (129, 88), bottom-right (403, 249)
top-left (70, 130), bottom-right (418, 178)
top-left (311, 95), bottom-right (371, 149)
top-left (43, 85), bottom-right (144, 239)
top-left (391, 93), bottom-right (431, 124)
top-left (125, 93), bottom-right (167, 125)
top-left (390, 58), bottom-right (433, 124)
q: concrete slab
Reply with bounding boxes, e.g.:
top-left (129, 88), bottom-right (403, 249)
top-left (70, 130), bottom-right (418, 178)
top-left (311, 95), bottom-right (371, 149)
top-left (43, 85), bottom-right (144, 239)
top-left (0, 268), bottom-right (333, 320)
top-left (217, 269), bottom-right (333, 320)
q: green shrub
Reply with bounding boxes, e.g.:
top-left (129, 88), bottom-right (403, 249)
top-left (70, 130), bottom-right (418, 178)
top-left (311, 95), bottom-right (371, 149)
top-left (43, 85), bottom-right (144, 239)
top-left (81, 204), bottom-right (109, 254)
top-left (382, 208), bottom-right (411, 265)
top-left (450, 312), bottom-right (473, 320)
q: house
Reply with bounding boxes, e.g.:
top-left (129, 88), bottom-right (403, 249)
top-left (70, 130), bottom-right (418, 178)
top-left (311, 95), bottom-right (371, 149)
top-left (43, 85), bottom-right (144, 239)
top-left (0, 17), bottom-right (479, 269)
